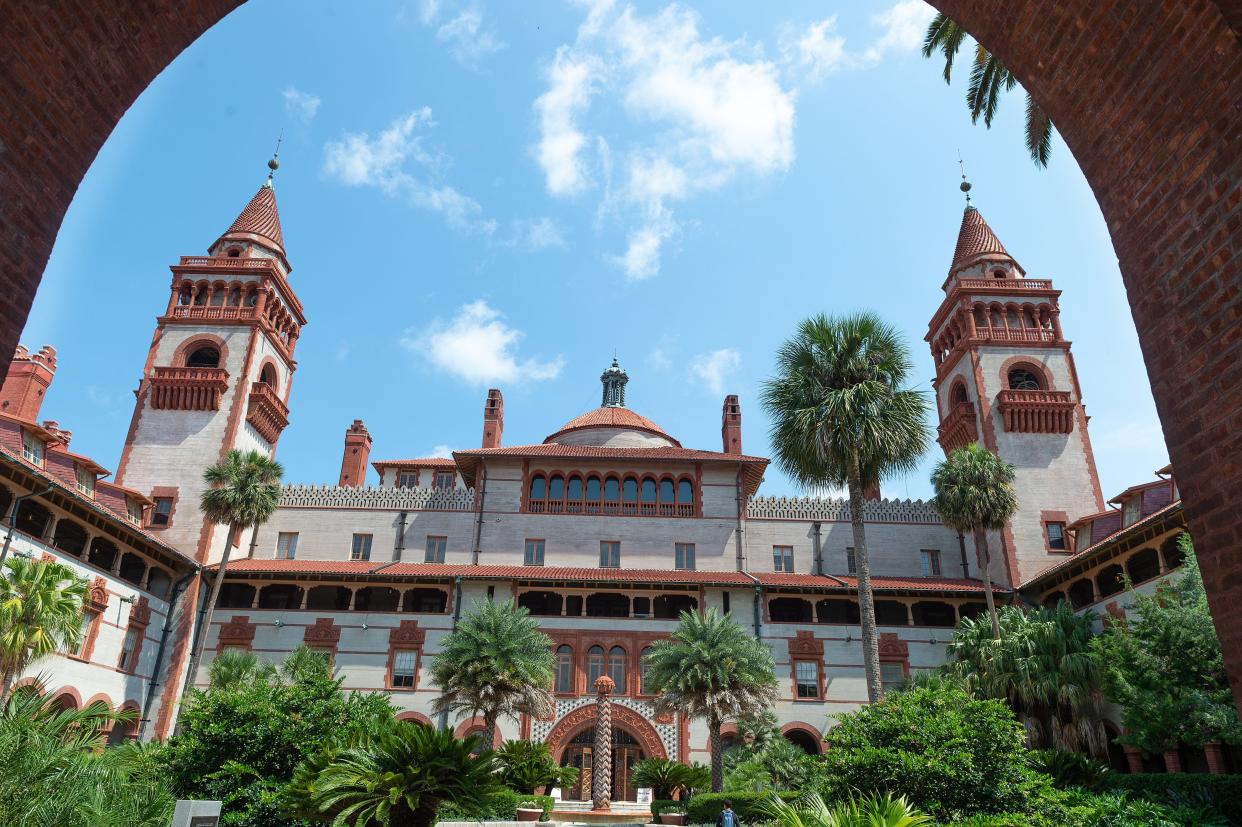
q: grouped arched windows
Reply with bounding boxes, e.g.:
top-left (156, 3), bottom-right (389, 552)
top-left (526, 472), bottom-right (696, 517)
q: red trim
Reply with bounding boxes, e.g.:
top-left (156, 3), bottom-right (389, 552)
top-left (780, 722), bottom-right (824, 754)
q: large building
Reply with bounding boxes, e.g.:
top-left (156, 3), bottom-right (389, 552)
top-left (0, 162), bottom-right (1191, 791)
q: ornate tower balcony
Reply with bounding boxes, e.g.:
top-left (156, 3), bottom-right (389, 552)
top-left (245, 381), bottom-right (289, 443)
top-left (996, 389), bottom-right (1075, 434)
top-left (147, 367), bottom-right (229, 411)
top-left (937, 401), bottom-right (979, 453)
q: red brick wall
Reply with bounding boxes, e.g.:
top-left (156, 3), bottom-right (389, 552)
top-left (2, 0), bottom-right (1242, 707)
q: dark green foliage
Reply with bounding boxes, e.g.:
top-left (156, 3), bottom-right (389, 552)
top-left (1027, 749), bottom-right (1109, 791)
top-left (161, 647), bottom-right (394, 827)
top-left (649, 799), bottom-right (682, 818)
top-left (635, 757), bottom-right (709, 799)
top-left (814, 684), bottom-right (1043, 821)
top-left (948, 788), bottom-right (1225, 827)
top-left (686, 791), bottom-right (798, 824)
top-left (436, 790), bottom-right (554, 822)
top-left (496, 740), bottom-right (578, 794)
top-left (1102, 774), bottom-right (1242, 825)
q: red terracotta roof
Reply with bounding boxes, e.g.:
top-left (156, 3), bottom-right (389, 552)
top-left (371, 457), bottom-right (458, 469)
top-left (217, 559), bottom-right (387, 575)
top-left (383, 563), bottom-right (753, 585)
top-left (835, 575), bottom-right (1010, 594)
top-left (950, 206), bottom-right (1012, 273)
top-left (546, 407), bottom-right (679, 447)
top-left (752, 572), bottom-right (847, 588)
top-left (48, 445), bottom-right (111, 476)
top-left (220, 183), bottom-right (284, 252)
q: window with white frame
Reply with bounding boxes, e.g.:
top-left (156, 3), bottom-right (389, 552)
top-left (351, 533), bottom-right (373, 561)
top-left (919, 549), bottom-right (942, 577)
top-left (675, 542), bottom-right (696, 570)
top-left (773, 546), bottom-right (794, 573)
top-left (846, 547), bottom-right (857, 574)
top-left (276, 532), bottom-right (299, 560)
top-left (425, 536), bottom-right (446, 563)
top-left (21, 430), bottom-right (43, 466)
top-left (433, 471), bottom-right (455, 490)
top-left (1046, 521), bottom-right (1067, 551)
top-left (117, 627), bottom-right (140, 672)
top-left (1122, 498), bottom-right (1140, 526)
top-left (74, 464), bottom-right (95, 498)
top-left (397, 471), bottom-right (419, 488)
top-left (391, 649), bottom-right (417, 688)
top-left (599, 541), bottom-right (620, 568)
top-left (125, 498), bottom-right (143, 526)
top-left (524, 539), bottom-right (545, 566)
top-left (880, 662), bottom-right (906, 693)
top-left (794, 660), bottom-right (819, 698)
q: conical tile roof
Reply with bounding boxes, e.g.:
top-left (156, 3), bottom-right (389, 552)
top-left (220, 182), bottom-right (284, 252)
top-left (950, 206), bottom-right (1011, 273)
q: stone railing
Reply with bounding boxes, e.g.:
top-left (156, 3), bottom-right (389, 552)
top-left (996, 389), bottom-right (1075, 434)
top-left (279, 484), bottom-right (476, 511)
top-left (937, 401), bottom-right (978, 454)
top-left (177, 256), bottom-right (275, 271)
top-left (746, 496), bottom-right (941, 523)
top-left (168, 305), bottom-right (260, 322)
top-left (956, 277), bottom-right (1054, 290)
top-left (246, 382), bottom-right (289, 444)
top-left (148, 367), bottom-right (229, 411)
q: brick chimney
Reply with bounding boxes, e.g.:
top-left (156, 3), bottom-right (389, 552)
top-left (41, 420), bottom-right (72, 447)
top-left (864, 485), bottom-right (882, 501)
top-left (0, 345), bottom-right (56, 423)
top-left (721, 394), bottom-right (742, 454)
top-left (338, 420), bottom-right (372, 487)
top-left (482, 389), bottom-right (504, 449)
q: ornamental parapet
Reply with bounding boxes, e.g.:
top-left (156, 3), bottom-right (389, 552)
top-left (148, 366), bottom-right (229, 411)
top-left (279, 484), bottom-right (476, 511)
top-left (955, 277), bottom-right (1054, 291)
top-left (167, 305), bottom-right (261, 322)
top-left (746, 496), bottom-right (941, 523)
top-left (246, 382), bottom-right (289, 443)
top-left (996, 389), bottom-right (1075, 434)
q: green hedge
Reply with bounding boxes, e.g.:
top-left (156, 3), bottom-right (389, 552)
top-left (685, 791), bottom-right (798, 824)
top-left (651, 799), bottom-right (683, 818)
top-left (1102, 773), bottom-right (1242, 823)
top-left (437, 790), bottom-right (555, 822)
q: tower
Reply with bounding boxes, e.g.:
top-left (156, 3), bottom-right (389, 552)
top-left (116, 154), bottom-right (306, 566)
top-left (926, 187), bottom-right (1102, 586)
top-left (338, 420), bottom-right (372, 486)
top-left (481, 388), bottom-right (504, 449)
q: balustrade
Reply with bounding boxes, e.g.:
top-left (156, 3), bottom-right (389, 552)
top-left (996, 389), bottom-right (1075, 434)
top-left (938, 401), bottom-right (979, 453)
top-left (246, 382), bottom-right (290, 443)
top-left (148, 367), bottom-right (229, 411)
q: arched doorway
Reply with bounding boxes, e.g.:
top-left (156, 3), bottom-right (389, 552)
top-left (561, 727), bottom-right (645, 803)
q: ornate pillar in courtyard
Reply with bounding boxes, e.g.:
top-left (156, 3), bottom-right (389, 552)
top-left (592, 675), bottom-right (614, 811)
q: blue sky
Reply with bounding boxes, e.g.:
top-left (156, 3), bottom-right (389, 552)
top-left (24, 0), bottom-right (1166, 500)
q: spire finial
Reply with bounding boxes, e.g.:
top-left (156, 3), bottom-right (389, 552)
top-left (601, 357), bottom-right (628, 407)
top-left (264, 132), bottom-right (283, 189)
top-left (957, 151), bottom-right (972, 208)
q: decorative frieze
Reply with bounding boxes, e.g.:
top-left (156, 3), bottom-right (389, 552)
top-left (746, 495), bottom-right (940, 524)
top-left (279, 484), bottom-right (476, 511)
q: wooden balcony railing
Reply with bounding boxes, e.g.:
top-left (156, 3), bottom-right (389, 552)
top-left (996, 389), bottom-right (1075, 434)
top-left (246, 382), bottom-right (290, 444)
top-left (937, 402), bottom-right (978, 453)
top-left (149, 367), bottom-right (229, 411)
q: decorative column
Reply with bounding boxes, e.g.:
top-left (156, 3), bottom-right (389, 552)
top-left (1163, 749), bottom-right (1183, 773)
top-left (592, 675), bottom-right (614, 811)
top-left (1205, 742), bottom-right (1226, 775)
top-left (1123, 745), bottom-right (1144, 774)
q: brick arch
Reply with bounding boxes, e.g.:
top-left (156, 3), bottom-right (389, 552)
top-left (998, 355), bottom-right (1056, 392)
top-left (544, 702), bottom-right (668, 761)
top-left (396, 710), bottom-right (433, 726)
top-left (171, 333), bottom-right (230, 369)
top-left (4, 0), bottom-right (1242, 709)
top-left (780, 721), bottom-right (824, 755)
top-left (452, 715), bottom-right (502, 747)
top-left (46, 685), bottom-right (83, 710)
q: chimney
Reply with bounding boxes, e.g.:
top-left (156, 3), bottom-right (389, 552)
top-left (721, 394), bottom-right (742, 455)
top-left (338, 420), bottom-right (372, 487)
top-left (864, 485), bottom-right (882, 502)
top-left (41, 420), bottom-right (72, 447)
top-left (482, 389), bottom-right (504, 449)
top-left (0, 345), bottom-right (56, 423)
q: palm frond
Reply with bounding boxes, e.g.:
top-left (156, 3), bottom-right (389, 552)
top-left (1025, 92), bottom-right (1054, 167)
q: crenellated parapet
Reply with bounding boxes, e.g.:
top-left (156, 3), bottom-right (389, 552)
top-left (279, 484), bottom-right (476, 511)
top-left (746, 495), bottom-right (942, 524)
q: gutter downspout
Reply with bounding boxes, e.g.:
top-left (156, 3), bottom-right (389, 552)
top-left (439, 575), bottom-right (464, 729)
top-left (734, 465), bottom-right (745, 571)
top-left (471, 467), bottom-right (487, 565)
top-left (139, 567), bottom-right (199, 740)
top-left (395, 510), bottom-right (408, 562)
top-left (812, 521), bottom-right (823, 576)
top-left (0, 485), bottom-right (54, 568)
top-left (742, 571), bottom-right (763, 639)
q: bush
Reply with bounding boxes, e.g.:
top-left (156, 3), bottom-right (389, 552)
top-left (650, 799), bottom-right (683, 818)
top-left (437, 790), bottom-right (554, 822)
top-left (685, 791), bottom-right (798, 824)
top-left (948, 788), bottom-right (1226, 826)
top-left (1027, 749), bottom-right (1109, 790)
top-left (812, 684), bottom-right (1045, 821)
top-left (1102, 773), bottom-right (1242, 824)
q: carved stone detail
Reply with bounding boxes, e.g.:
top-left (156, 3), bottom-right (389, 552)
top-left (128, 596), bottom-right (151, 627)
top-left (280, 484), bottom-right (475, 512)
top-left (746, 496), bottom-right (941, 524)
top-left (877, 632), bottom-right (908, 659)
top-left (218, 615), bottom-right (257, 647)
top-left (86, 577), bottom-right (109, 612)
top-left (389, 619), bottom-right (426, 646)
top-left (304, 617), bottom-right (341, 646)
top-left (788, 630), bottom-right (824, 657)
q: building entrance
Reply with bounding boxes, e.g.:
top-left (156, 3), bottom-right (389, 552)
top-left (561, 727), bottom-right (644, 802)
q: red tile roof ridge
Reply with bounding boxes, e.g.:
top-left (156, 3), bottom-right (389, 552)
top-left (371, 457), bottom-right (458, 468)
top-left (545, 407), bottom-right (679, 446)
top-left (221, 184), bottom-right (284, 252)
top-left (453, 444), bottom-right (767, 462)
top-left (950, 206), bottom-right (1014, 273)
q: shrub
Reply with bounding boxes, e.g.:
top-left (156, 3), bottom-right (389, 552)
top-left (497, 740), bottom-right (577, 794)
top-left (1102, 773), bottom-right (1242, 824)
top-left (1027, 749), bottom-right (1109, 790)
top-left (813, 684), bottom-right (1044, 821)
top-left (650, 799), bottom-right (684, 817)
top-left (948, 788), bottom-right (1226, 827)
top-left (686, 791), bottom-right (798, 824)
top-left (436, 789), bottom-right (556, 822)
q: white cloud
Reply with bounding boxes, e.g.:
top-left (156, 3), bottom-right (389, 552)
top-left (646, 334), bottom-right (678, 373)
top-left (322, 110), bottom-right (492, 232)
top-left (419, 0), bottom-right (440, 24)
top-left (85, 385), bottom-right (114, 408)
top-left (506, 216), bottom-right (566, 251)
top-left (862, 0), bottom-right (935, 64)
top-left (781, 17), bottom-right (847, 84)
top-left (611, 213), bottom-right (676, 280)
top-left (334, 341), bottom-right (351, 362)
top-left (429, 444), bottom-right (456, 458)
top-left (283, 87), bottom-right (321, 123)
top-left (689, 348), bottom-right (741, 395)
top-left (534, 47), bottom-right (599, 198)
top-left (437, 8), bottom-right (506, 66)
top-left (402, 300), bottom-right (565, 385)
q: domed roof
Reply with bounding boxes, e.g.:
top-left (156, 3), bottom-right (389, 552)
top-left (544, 406), bottom-right (680, 448)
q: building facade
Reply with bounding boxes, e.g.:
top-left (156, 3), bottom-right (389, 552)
top-left (1, 165), bottom-right (1190, 786)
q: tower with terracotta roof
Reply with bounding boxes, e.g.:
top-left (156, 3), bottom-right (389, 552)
top-left (115, 153), bottom-right (307, 568)
top-left (926, 192), bottom-right (1103, 586)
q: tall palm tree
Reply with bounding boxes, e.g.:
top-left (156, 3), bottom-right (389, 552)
top-left (206, 648), bottom-right (278, 690)
top-left (429, 600), bottom-right (554, 746)
top-left (0, 557), bottom-right (87, 701)
top-left (761, 313), bottom-right (930, 702)
top-left (183, 449), bottom-right (283, 692)
top-left (643, 609), bottom-right (778, 792)
top-left (922, 13), bottom-right (1055, 167)
top-left (286, 721), bottom-right (500, 827)
top-left (930, 443), bottom-right (1018, 639)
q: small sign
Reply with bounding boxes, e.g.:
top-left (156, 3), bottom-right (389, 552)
top-left (549, 787), bottom-right (562, 801)
top-left (636, 788), bottom-right (653, 805)
top-left (189, 819), bottom-right (219, 827)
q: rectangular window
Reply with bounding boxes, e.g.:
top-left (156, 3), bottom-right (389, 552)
top-left (391, 649), bottom-right (417, 688)
top-left (773, 545), bottom-right (794, 573)
top-left (1046, 521), bottom-right (1067, 551)
top-left (675, 542), bottom-right (696, 570)
top-left (524, 539), bottom-right (545, 566)
top-left (69, 611), bottom-right (94, 657)
top-left (794, 660), bottom-right (819, 699)
top-left (599, 541), bottom-right (621, 568)
top-left (424, 536), bottom-right (447, 563)
top-left (20, 430), bottom-right (43, 466)
top-left (74, 464), bottom-right (95, 498)
top-left (919, 549), bottom-right (942, 578)
top-left (151, 497), bottom-right (173, 527)
top-left (880, 662), bottom-right (906, 693)
top-left (555, 647), bottom-right (573, 693)
top-left (125, 499), bottom-right (143, 526)
top-left (118, 628), bottom-right (140, 672)
top-left (351, 533), bottom-right (373, 561)
top-left (433, 471), bottom-right (455, 490)
top-left (846, 547), bottom-right (857, 575)
top-left (276, 532), bottom-right (299, 560)
top-left (397, 471), bottom-right (419, 488)
top-left (1122, 498), bottom-right (1140, 527)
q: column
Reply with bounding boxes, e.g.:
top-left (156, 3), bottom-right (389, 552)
top-left (592, 675), bottom-right (614, 811)
top-left (1123, 746), bottom-right (1144, 774)
top-left (139, 564), bottom-right (151, 590)
top-left (905, 603), bottom-right (915, 627)
top-left (1205, 742), bottom-right (1226, 775)
top-left (41, 514), bottom-right (58, 544)
top-left (1163, 749), bottom-right (1183, 773)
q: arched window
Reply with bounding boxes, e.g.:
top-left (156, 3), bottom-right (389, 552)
top-left (603, 477), bottom-right (619, 501)
top-left (146, 568), bottom-right (172, 599)
top-left (586, 646), bottom-right (606, 687)
top-left (227, 247), bottom-right (241, 258)
top-left (185, 346), bottom-right (220, 369)
top-left (951, 382), bottom-right (969, 405)
top-left (259, 364), bottom-right (277, 387)
top-left (529, 474), bottom-right (546, 500)
top-left (639, 647), bottom-right (652, 695)
top-left (677, 479), bottom-right (693, 503)
top-left (555, 645), bottom-right (574, 693)
top-left (622, 477), bottom-right (638, 502)
top-left (178, 285), bottom-right (192, 306)
top-left (608, 646), bottom-right (627, 693)
top-left (245, 290), bottom-right (259, 307)
top-left (640, 479), bottom-right (657, 503)
top-left (585, 476), bottom-right (601, 501)
top-left (209, 285), bottom-right (225, 307)
top-left (1007, 367), bottom-right (1042, 391)
top-left (658, 478), bottom-right (675, 504)
top-left (548, 475), bottom-right (565, 500)
top-left (992, 269), bottom-right (1005, 279)
top-left (227, 287), bottom-right (241, 306)
top-left (194, 285), bottom-right (208, 305)
top-left (567, 476), bottom-right (583, 501)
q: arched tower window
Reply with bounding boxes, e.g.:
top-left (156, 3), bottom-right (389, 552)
top-left (951, 382), bottom-right (969, 404)
top-left (586, 645), bottom-right (605, 686)
top-left (529, 474), bottom-right (547, 501)
top-left (1007, 367), bottom-right (1042, 391)
top-left (608, 646), bottom-right (627, 693)
top-left (259, 364), bottom-right (277, 387)
top-left (185, 346), bottom-right (220, 369)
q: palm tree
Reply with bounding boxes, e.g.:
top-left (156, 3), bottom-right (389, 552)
top-left (206, 648), bottom-right (277, 690)
top-left (930, 443), bottom-right (1018, 639)
top-left (286, 722), bottom-right (500, 827)
top-left (643, 609), bottom-right (778, 792)
top-left (0, 557), bottom-right (87, 701)
top-left (429, 600), bottom-right (554, 746)
top-left (761, 313), bottom-right (930, 702)
top-left (183, 449), bottom-right (283, 693)
top-left (922, 13), bottom-right (1055, 167)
